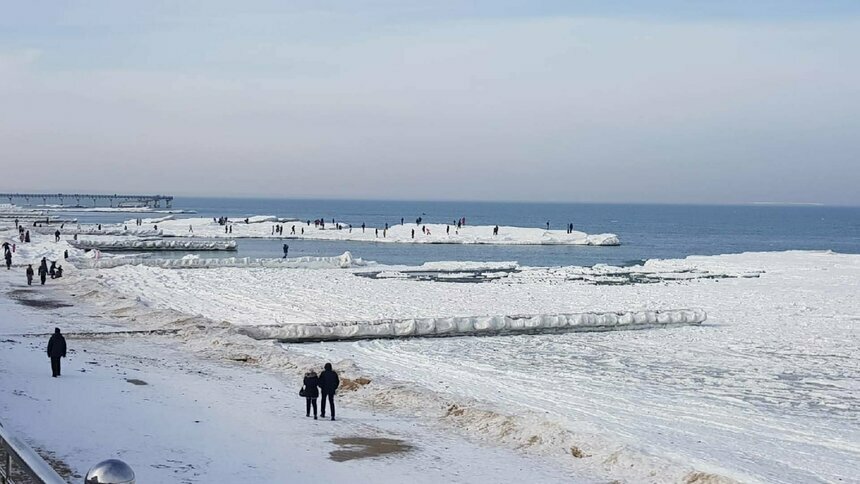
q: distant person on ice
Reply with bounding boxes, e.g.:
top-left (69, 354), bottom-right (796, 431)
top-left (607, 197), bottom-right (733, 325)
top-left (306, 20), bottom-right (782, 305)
top-left (302, 369), bottom-right (320, 419)
top-left (319, 362), bottom-right (339, 420)
top-left (47, 328), bottom-right (67, 377)
top-left (38, 258), bottom-right (48, 285)
top-left (283, 244), bottom-right (289, 258)
top-left (4, 250), bottom-right (10, 270)
top-left (26, 264), bottom-right (34, 285)
top-left (54, 229), bottom-right (61, 242)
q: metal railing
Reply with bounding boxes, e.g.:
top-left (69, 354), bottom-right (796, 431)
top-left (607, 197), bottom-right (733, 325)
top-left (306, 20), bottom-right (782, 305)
top-left (0, 421), bottom-right (66, 484)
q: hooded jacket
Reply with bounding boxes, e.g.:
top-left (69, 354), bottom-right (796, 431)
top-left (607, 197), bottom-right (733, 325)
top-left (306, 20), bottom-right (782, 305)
top-left (318, 363), bottom-right (340, 394)
top-left (47, 330), bottom-right (67, 358)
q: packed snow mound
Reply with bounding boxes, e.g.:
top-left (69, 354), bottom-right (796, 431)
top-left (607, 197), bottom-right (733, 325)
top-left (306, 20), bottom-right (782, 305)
top-left (416, 261), bottom-right (519, 271)
top-left (70, 239), bottom-right (238, 251)
top-left (241, 308), bottom-right (706, 342)
top-left (74, 251), bottom-right (369, 269)
top-left (31, 226), bottom-right (163, 237)
top-left (105, 216), bottom-right (621, 245)
top-left (289, 223), bottom-right (620, 246)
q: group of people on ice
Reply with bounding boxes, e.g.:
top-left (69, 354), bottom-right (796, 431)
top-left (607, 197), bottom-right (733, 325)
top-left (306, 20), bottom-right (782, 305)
top-left (26, 257), bottom-right (63, 285)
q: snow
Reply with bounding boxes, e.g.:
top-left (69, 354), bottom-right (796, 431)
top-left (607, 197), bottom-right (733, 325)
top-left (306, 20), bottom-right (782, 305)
top-left (65, 249), bottom-right (860, 483)
top-left (240, 309), bottom-right (707, 342)
top-left (69, 238), bottom-right (238, 251)
top-left (75, 251), bottom-right (369, 270)
top-left (2, 226), bottom-right (857, 483)
top-left (121, 216), bottom-right (620, 245)
top-left (0, 283), bottom-right (575, 483)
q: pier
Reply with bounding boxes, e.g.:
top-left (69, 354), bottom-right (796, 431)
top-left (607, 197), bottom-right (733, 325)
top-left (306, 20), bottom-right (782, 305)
top-left (0, 192), bottom-right (173, 208)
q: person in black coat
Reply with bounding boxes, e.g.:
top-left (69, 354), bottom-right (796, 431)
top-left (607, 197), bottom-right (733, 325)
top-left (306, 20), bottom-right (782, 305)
top-left (303, 370), bottom-right (320, 419)
top-left (47, 328), bottom-right (67, 377)
top-left (26, 264), bottom-right (34, 285)
top-left (318, 362), bottom-right (340, 420)
top-left (38, 258), bottom-right (48, 285)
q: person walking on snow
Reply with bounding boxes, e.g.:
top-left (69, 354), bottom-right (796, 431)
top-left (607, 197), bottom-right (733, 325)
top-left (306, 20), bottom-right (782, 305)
top-left (54, 230), bottom-right (60, 242)
top-left (49, 261), bottom-right (57, 279)
top-left (283, 244), bottom-right (289, 258)
top-left (4, 250), bottom-right (11, 270)
top-left (38, 258), bottom-right (48, 285)
top-left (26, 264), bottom-right (34, 285)
top-left (319, 362), bottom-right (340, 420)
top-left (47, 328), bottom-right (67, 377)
top-left (303, 369), bottom-right (320, 419)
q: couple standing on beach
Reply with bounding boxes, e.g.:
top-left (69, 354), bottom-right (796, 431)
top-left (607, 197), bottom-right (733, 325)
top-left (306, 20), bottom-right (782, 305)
top-left (301, 363), bottom-right (340, 420)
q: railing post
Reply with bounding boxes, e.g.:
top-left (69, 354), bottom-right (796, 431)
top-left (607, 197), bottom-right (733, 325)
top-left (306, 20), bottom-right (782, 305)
top-left (4, 450), bottom-right (10, 484)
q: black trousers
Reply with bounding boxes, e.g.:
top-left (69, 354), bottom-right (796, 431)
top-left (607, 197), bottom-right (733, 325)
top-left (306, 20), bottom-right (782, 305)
top-left (51, 357), bottom-right (61, 377)
top-left (321, 392), bottom-right (335, 418)
top-left (40, 274), bottom-right (46, 285)
top-left (305, 397), bottom-right (317, 417)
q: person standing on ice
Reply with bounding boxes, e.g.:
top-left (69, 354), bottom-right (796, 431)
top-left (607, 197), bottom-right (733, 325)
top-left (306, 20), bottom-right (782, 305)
top-left (411, 229), bottom-right (415, 239)
top-left (4, 250), bottom-right (11, 270)
top-left (38, 258), bottom-right (48, 285)
top-left (24, 230), bottom-right (30, 243)
top-left (26, 264), bottom-right (34, 285)
top-left (546, 221), bottom-right (550, 230)
top-left (49, 261), bottom-right (57, 279)
top-left (47, 328), bottom-right (67, 377)
top-left (319, 362), bottom-right (339, 420)
top-left (302, 369), bottom-right (320, 419)
top-left (54, 229), bottom-right (60, 242)
top-left (283, 244), bottom-right (289, 258)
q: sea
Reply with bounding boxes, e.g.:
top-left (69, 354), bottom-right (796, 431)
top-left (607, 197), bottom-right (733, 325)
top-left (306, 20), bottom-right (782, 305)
top-left (66, 198), bottom-right (860, 267)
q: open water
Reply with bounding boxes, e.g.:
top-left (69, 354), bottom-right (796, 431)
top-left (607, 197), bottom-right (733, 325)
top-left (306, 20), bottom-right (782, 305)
top-left (67, 198), bottom-right (860, 266)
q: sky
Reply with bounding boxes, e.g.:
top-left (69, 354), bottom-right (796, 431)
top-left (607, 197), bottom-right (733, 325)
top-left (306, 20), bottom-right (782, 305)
top-left (1, 1), bottom-right (858, 205)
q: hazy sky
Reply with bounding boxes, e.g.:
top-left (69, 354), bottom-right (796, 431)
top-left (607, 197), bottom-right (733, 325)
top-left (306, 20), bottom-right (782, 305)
top-left (1, 1), bottom-right (858, 204)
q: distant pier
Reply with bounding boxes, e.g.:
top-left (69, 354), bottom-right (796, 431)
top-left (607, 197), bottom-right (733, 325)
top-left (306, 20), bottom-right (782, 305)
top-left (0, 193), bottom-right (173, 208)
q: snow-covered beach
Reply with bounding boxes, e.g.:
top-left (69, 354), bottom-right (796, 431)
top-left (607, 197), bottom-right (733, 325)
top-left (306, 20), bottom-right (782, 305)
top-left (1, 221), bottom-right (858, 483)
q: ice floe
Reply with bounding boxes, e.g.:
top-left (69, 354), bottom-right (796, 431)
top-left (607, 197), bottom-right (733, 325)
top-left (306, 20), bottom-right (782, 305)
top-left (240, 308), bottom-right (707, 342)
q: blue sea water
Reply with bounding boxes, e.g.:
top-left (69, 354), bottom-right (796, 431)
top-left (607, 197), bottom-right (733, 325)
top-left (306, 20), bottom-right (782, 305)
top-left (74, 198), bottom-right (860, 267)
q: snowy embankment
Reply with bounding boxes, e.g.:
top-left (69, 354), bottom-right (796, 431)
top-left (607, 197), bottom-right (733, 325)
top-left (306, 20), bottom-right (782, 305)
top-left (291, 223), bottom-right (620, 246)
top-left (75, 251), bottom-right (368, 269)
top-left (32, 226), bottom-right (163, 237)
top-left (125, 216), bottom-right (620, 245)
top-left (241, 308), bottom-right (706, 342)
top-left (51, 250), bottom-right (860, 483)
top-left (69, 238), bottom-right (238, 251)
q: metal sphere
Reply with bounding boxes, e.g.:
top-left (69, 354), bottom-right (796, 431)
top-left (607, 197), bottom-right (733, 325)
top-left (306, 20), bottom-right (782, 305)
top-left (84, 459), bottom-right (135, 484)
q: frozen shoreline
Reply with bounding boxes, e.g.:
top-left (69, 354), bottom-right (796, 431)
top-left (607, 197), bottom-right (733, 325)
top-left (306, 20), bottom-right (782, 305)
top-left (2, 224), bottom-right (858, 482)
top-left (125, 216), bottom-right (621, 246)
top-left (64, 248), bottom-right (859, 483)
